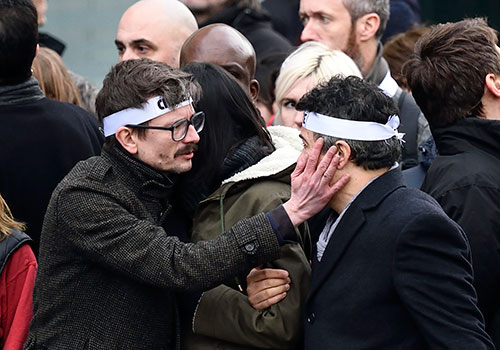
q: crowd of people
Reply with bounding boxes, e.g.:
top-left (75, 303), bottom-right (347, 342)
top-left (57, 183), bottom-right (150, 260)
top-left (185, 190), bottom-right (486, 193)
top-left (0, 0), bottom-right (499, 349)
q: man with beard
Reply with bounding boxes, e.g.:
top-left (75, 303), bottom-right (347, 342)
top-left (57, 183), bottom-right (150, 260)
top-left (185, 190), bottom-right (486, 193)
top-left (25, 58), bottom-right (349, 349)
top-left (299, 0), bottom-right (428, 169)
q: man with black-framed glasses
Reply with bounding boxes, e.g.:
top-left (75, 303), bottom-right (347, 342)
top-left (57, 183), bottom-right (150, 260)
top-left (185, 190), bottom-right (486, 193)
top-left (26, 58), bottom-right (349, 349)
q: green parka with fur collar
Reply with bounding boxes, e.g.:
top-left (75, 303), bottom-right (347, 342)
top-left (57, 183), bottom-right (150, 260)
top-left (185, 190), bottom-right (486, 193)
top-left (183, 126), bottom-right (311, 350)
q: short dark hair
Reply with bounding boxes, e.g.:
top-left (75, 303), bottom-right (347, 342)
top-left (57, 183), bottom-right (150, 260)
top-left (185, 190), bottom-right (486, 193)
top-left (405, 18), bottom-right (500, 128)
top-left (383, 26), bottom-right (430, 90)
top-left (96, 58), bottom-right (200, 144)
top-left (296, 75), bottom-right (401, 170)
top-left (0, 0), bottom-right (38, 85)
top-left (179, 62), bottom-right (274, 209)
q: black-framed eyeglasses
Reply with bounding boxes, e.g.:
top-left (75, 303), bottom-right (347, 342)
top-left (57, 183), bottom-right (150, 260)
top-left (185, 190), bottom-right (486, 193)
top-left (126, 111), bottom-right (205, 142)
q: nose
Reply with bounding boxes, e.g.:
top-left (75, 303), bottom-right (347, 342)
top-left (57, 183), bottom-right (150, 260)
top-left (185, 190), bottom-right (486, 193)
top-left (183, 124), bottom-right (200, 144)
top-left (120, 48), bottom-right (139, 62)
top-left (294, 111), bottom-right (304, 130)
top-left (300, 21), bottom-right (318, 43)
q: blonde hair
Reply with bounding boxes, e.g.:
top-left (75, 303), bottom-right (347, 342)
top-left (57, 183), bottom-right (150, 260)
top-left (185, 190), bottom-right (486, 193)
top-left (275, 41), bottom-right (362, 109)
top-left (32, 47), bottom-right (83, 106)
top-left (0, 194), bottom-right (26, 241)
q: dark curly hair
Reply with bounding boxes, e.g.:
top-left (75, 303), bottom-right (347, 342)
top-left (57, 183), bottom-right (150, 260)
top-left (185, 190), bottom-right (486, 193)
top-left (296, 75), bottom-right (401, 170)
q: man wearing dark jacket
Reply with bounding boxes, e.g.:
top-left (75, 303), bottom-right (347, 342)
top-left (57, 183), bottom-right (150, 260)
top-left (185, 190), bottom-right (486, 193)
top-left (406, 18), bottom-right (500, 347)
top-left (25, 57), bottom-right (349, 349)
top-left (0, 0), bottom-right (103, 256)
top-left (181, 0), bottom-right (292, 67)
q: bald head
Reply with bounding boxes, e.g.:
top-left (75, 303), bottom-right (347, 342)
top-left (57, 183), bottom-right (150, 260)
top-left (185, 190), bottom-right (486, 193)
top-left (180, 24), bottom-right (259, 98)
top-left (115, 0), bottom-right (197, 67)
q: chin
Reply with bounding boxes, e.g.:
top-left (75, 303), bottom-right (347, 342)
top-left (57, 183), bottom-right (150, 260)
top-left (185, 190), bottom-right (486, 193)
top-left (166, 161), bottom-right (193, 174)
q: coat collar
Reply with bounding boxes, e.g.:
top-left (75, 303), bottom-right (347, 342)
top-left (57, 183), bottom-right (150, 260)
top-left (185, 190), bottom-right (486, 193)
top-left (365, 42), bottom-right (389, 86)
top-left (308, 168), bottom-right (405, 299)
top-left (222, 126), bottom-right (302, 185)
top-left (432, 117), bottom-right (500, 162)
top-left (102, 145), bottom-right (175, 201)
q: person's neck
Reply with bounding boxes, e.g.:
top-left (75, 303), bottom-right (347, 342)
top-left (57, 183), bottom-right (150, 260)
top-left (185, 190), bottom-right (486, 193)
top-left (328, 166), bottom-right (388, 214)
top-left (360, 40), bottom-right (378, 77)
top-left (481, 92), bottom-right (500, 121)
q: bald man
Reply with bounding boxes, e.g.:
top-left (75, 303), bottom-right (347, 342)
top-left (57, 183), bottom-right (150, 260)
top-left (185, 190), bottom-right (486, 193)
top-left (180, 23), bottom-right (259, 100)
top-left (115, 0), bottom-right (198, 67)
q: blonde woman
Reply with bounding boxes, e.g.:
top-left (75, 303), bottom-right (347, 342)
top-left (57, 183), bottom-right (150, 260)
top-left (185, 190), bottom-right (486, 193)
top-left (32, 47), bottom-right (82, 107)
top-left (274, 41), bottom-right (362, 129)
top-left (0, 194), bottom-right (37, 350)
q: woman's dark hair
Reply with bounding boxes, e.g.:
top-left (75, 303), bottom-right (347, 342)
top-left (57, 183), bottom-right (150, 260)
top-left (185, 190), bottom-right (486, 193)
top-left (180, 62), bottom-right (274, 204)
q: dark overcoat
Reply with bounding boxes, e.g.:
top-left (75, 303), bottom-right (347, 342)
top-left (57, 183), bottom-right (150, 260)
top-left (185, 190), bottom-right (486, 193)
top-left (304, 169), bottom-right (494, 349)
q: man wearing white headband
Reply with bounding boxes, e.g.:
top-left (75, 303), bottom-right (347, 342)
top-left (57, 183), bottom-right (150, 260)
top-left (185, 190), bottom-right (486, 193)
top-left (247, 76), bottom-right (493, 349)
top-left (26, 58), bottom-right (350, 349)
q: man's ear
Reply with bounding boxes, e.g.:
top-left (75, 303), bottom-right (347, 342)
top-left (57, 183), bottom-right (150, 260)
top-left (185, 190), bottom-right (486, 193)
top-left (115, 127), bottom-right (139, 155)
top-left (485, 73), bottom-right (500, 98)
top-left (334, 140), bottom-right (352, 170)
top-left (250, 79), bottom-right (260, 102)
top-left (356, 13), bottom-right (380, 42)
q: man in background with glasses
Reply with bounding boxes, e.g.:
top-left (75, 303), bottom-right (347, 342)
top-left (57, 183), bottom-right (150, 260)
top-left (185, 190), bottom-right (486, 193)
top-left (26, 58), bottom-right (349, 349)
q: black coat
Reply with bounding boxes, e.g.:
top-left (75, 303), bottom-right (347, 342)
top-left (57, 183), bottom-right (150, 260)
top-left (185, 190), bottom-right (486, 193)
top-left (0, 97), bottom-right (103, 255)
top-left (305, 169), bottom-right (493, 349)
top-left (422, 117), bottom-right (500, 347)
top-left (200, 4), bottom-right (292, 60)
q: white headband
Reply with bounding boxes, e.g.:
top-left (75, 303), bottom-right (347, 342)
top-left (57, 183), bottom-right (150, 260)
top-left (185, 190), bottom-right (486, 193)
top-left (102, 96), bottom-right (193, 137)
top-left (302, 111), bottom-right (405, 141)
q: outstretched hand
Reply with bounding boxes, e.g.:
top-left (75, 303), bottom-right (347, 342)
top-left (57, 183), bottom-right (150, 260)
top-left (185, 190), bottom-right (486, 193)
top-left (283, 138), bottom-right (350, 227)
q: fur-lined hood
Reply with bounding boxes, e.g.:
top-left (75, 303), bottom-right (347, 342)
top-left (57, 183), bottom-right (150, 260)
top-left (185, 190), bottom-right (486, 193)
top-left (222, 125), bottom-right (302, 185)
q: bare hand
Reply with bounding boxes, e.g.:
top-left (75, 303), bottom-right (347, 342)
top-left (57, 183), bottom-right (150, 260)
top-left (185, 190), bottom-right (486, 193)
top-left (247, 266), bottom-right (290, 310)
top-left (283, 138), bottom-right (350, 226)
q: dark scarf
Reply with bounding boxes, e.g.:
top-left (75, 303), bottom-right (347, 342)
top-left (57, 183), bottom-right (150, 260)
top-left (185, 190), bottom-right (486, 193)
top-left (0, 77), bottom-right (44, 106)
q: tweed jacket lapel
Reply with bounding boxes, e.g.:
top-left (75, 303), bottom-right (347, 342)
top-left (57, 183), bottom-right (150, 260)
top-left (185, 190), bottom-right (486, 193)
top-left (308, 168), bottom-right (406, 300)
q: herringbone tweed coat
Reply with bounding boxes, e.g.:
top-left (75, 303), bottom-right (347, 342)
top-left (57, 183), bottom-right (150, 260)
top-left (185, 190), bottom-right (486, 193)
top-left (25, 145), bottom-right (281, 350)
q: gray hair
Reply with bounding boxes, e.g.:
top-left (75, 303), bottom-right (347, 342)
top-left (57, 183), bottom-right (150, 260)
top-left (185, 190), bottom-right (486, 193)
top-left (343, 0), bottom-right (390, 39)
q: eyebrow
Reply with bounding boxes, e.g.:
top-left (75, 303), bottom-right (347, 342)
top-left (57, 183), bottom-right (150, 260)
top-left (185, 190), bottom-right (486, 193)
top-left (221, 63), bottom-right (246, 78)
top-left (299, 10), bottom-right (331, 18)
top-left (114, 38), bottom-right (158, 49)
top-left (299, 134), bottom-right (309, 146)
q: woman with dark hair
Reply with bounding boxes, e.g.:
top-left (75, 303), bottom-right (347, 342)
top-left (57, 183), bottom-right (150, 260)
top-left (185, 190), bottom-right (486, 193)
top-left (179, 62), bottom-right (310, 350)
